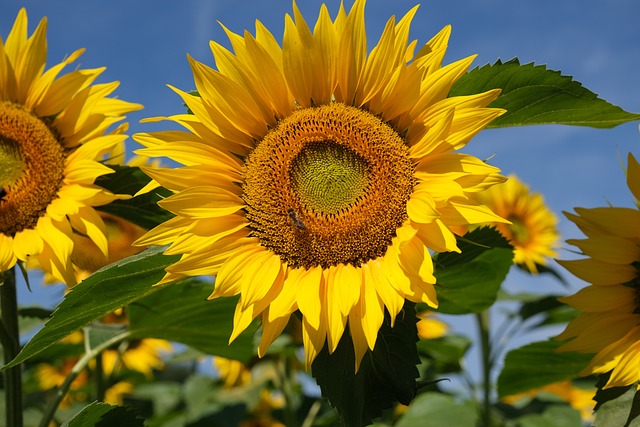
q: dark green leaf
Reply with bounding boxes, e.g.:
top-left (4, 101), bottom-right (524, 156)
top-left (395, 393), bottom-right (478, 427)
top-left (4, 247), bottom-right (179, 368)
top-left (518, 295), bottom-right (566, 321)
top-left (18, 306), bottom-right (54, 319)
top-left (434, 228), bottom-right (513, 314)
top-left (594, 378), bottom-right (640, 427)
top-left (450, 58), bottom-right (640, 128)
top-left (95, 165), bottom-right (174, 230)
top-left (311, 301), bottom-right (421, 427)
top-left (60, 401), bottom-right (144, 427)
top-left (497, 340), bottom-right (593, 398)
top-left (128, 280), bottom-right (255, 363)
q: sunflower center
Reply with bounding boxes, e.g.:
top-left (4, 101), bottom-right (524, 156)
top-left (506, 216), bottom-right (530, 245)
top-left (291, 142), bottom-right (369, 214)
top-left (243, 103), bottom-right (414, 270)
top-left (0, 102), bottom-right (66, 236)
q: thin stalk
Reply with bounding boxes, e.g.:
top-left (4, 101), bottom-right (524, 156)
top-left (475, 310), bottom-right (492, 427)
top-left (38, 330), bottom-right (132, 427)
top-left (276, 355), bottom-right (298, 427)
top-left (1, 267), bottom-right (23, 427)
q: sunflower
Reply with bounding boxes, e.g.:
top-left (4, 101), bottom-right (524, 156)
top-left (502, 381), bottom-right (595, 422)
top-left (470, 174), bottom-right (559, 273)
top-left (135, 1), bottom-right (507, 370)
top-left (416, 310), bottom-right (448, 340)
top-left (0, 8), bottom-right (142, 286)
top-left (556, 153), bottom-right (640, 389)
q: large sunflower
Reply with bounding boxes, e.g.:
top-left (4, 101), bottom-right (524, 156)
top-left (470, 174), bottom-right (559, 273)
top-left (556, 153), bottom-right (640, 388)
top-left (135, 1), bottom-right (507, 370)
top-left (0, 9), bottom-right (142, 285)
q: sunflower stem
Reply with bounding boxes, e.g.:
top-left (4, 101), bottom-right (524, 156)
top-left (277, 355), bottom-right (298, 427)
top-left (475, 310), bottom-right (493, 427)
top-left (38, 330), bottom-right (132, 427)
top-left (1, 267), bottom-right (23, 427)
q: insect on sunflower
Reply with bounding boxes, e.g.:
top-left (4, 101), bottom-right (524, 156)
top-left (135, 0), bottom-right (508, 370)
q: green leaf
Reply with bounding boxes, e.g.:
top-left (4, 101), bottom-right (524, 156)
top-left (395, 392), bottom-right (478, 427)
top-left (311, 301), bottom-right (421, 427)
top-left (128, 280), bottom-right (255, 363)
top-left (417, 334), bottom-right (471, 374)
top-left (516, 404), bottom-right (583, 427)
top-left (3, 247), bottom-right (179, 369)
top-left (60, 401), bottom-right (144, 427)
top-left (594, 379), bottom-right (640, 427)
top-left (450, 58), bottom-right (640, 128)
top-left (497, 340), bottom-right (593, 398)
top-left (434, 228), bottom-right (513, 314)
top-left (95, 165), bottom-right (174, 230)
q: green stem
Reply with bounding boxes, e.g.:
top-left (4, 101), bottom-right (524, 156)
top-left (38, 330), bottom-right (132, 427)
top-left (1, 267), bottom-right (23, 427)
top-left (277, 355), bottom-right (298, 427)
top-left (475, 310), bottom-right (492, 427)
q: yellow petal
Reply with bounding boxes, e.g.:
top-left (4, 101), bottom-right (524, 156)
top-left (324, 267), bottom-right (347, 353)
top-left (0, 234), bottom-right (17, 271)
top-left (296, 266), bottom-right (324, 330)
top-left (406, 186), bottom-right (439, 224)
top-left (268, 268), bottom-right (301, 321)
top-left (557, 258), bottom-right (637, 286)
top-left (68, 206), bottom-right (108, 257)
top-left (240, 251), bottom-right (283, 309)
top-left (627, 153), bottom-right (640, 203)
top-left (439, 199), bottom-right (508, 226)
top-left (333, 263), bottom-right (362, 316)
top-left (415, 219), bottom-right (460, 253)
top-left (302, 314), bottom-right (327, 369)
top-left (158, 186), bottom-right (244, 218)
top-left (559, 284), bottom-right (636, 313)
top-left (367, 259), bottom-right (403, 326)
top-left (13, 228), bottom-right (44, 260)
top-left (348, 307), bottom-right (369, 373)
top-left (360, 269), bottom-right (384, 350)
top-left (258, 310), bottom-right (291, 357)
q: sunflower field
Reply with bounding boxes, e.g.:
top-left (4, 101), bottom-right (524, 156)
top-left (1, 2), bottom-right (640, 426)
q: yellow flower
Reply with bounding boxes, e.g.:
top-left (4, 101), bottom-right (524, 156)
top-left (214, 356), bottom-right (252, 388)
top-left (503, 381), bottom-right (594, 422)
top-left (416, 310), bottom-right (448, 340)
top-left (103, 381), bottom-right (134, 405)
top-left (471, 175), bottom-right (559, 273)
top-left (556, 153), bottom-right (640, 388)
top-left (135, 1), bottom-right (507, 371)
top-left (35, 357), bottom-right (89, 408)
top-left (102, 338), bottom-right (171, 379)
top-left (0, 9), bottom-right (142, 286)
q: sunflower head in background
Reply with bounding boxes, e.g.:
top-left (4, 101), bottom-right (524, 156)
top-left (556, 153), bottom-right (640, 388)
top-left (0, 9), bottom-right (142, 286)
top-left (135, 0), bottom-right (507, 370)
top-left (470, 174), bottom-right (559, 273)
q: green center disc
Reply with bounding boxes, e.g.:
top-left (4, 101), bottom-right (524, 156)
top-left (291, 142), bottom-right (369, 215)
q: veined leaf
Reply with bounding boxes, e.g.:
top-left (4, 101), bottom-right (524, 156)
top-left (3, 247), bottom-right (179, 368)
top-left (434, 227), bottom-right (513, 314)
top-left (60, 401), bottom-right (144, 427)
top-left (498, 340), bottom-right (593, 398)
top-left (450, 58), bottom-right (640, 128)
top-left (128, 280), bottom-right (255, 363)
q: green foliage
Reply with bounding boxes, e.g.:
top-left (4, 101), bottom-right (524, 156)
top-left (128, 280), bottom-right (255, 362)
top-left (60, 401), bottom-right (145, 427)
top-left (514, 405), bottom-right (583, 427)
top-left (312, 302), bottom-right (421, 427)
top-left (96, 165), bottom-right (174, 230)
top-left (395, 392), bottom-right (478, 427)
top-left (594, 383), bottom-right (640, 427)
top-left (497, 340), bottom-right (593, 398)
top-left (4, 247), bottom-right (179, 368)
top-left (450, 58), bottom-right (640, 128)
top-left (434, 227), bottom-right (513, 314)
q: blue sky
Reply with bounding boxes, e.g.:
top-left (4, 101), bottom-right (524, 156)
top-left (3, 0), bottom-right (640, 395)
